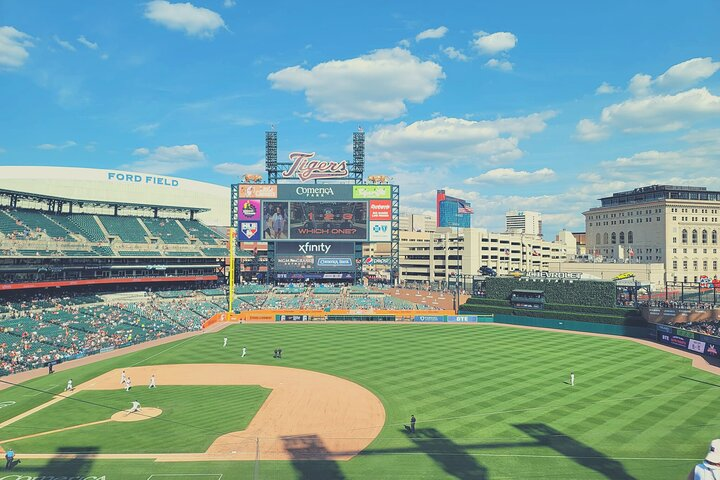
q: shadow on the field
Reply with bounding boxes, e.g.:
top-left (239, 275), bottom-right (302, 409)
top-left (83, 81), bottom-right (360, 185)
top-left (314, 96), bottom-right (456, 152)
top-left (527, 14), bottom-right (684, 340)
top-left (281, 434), bottom-right (345, 480)
top-left (32, 446), bottom-right (98, 477)
top-left (404, 427), bottom-right (488, 480)
top-left (514, 424), bottom-right (637, 480)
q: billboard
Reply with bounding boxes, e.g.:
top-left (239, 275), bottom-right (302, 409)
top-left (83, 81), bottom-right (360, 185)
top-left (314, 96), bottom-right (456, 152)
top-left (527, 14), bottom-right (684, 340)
top-left (275, 241), bottom-right (355, 272)
top-left (238, 199), bottom-right (261, 221)
top-left (369, 200), bottom-right (392, 221)
top-left (369, 221), bottom-right (391, 241)
top-left (353, 185), bottom-right (391, 199)
top-left (289, 201), bottom-right (367, 240)
top-left (239, 222), bottom-right (261, 241)
top-left (238, 184), bottom-right (277, 198)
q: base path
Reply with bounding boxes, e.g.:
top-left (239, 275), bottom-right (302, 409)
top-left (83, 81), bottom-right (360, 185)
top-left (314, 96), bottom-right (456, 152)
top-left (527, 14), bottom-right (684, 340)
top-left (16, 364), bottom-right (386, 462)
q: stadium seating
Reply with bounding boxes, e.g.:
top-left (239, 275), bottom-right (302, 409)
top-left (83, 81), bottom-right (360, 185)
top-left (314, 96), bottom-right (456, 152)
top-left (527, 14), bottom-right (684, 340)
top-left (165, 251), bottom-right (201, 257)
top-left (92, 246), bottom-right (114, 256)
top-left (10, 210), bottom-right (74, 241)
top-left (156, 290), bottom-right (194, 299)
top-left (202, 247), bottom-right (229, 257)
top-left (17, 249), bottom-right (58, 256)
top-left (97, 215), bottom-right (148, 243)
top-left (0, 210), bottom-right (30, 237)
top-left (199, 288), bottom-right (225, 296)
top-left (62, 249), bottom-right (98, 256)
top-left (118, 251), bottom-right (161, 256)
top-left (68, 214), bottom-right (107, 242)
top-left (142, 218), bottom-right (189, 244)
top-left (179, 220), bottom-right (223, 244)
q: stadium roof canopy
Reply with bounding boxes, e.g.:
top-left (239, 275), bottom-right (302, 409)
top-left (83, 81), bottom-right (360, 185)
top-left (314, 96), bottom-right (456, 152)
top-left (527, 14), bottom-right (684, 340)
top-left (0, 187), bottom-right (209, 218)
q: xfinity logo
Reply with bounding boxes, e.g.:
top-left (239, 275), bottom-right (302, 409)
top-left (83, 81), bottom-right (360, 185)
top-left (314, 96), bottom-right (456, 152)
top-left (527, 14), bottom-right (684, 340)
top-left (296, 186), bottom-right (335, 198)
top-left (298, 242), bottom-right (332, 254)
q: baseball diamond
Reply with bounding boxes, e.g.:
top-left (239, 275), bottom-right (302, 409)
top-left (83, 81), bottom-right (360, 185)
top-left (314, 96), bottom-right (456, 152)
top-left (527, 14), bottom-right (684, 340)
top-left (0, 321), bottom-right (717, 479)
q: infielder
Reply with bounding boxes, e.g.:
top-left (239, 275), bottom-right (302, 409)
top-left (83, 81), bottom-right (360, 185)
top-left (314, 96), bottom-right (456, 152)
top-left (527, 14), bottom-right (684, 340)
top-left (149, 374), bottom-right (156, 389)
top-left (126, 400), bottom-right (141, 415)
top-left (125, 377), bottom-right (132, 392)
top-left (242, 346), bottom-right (247, 357)
top-left (65, 379), bottom-right (73, 391)
top-left (120, 370), bottom-right (126, 384)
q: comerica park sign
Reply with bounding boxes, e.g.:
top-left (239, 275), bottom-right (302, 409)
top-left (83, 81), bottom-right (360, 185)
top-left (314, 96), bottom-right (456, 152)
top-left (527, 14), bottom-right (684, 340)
top-left (281, 152), bottom-right (349, 182)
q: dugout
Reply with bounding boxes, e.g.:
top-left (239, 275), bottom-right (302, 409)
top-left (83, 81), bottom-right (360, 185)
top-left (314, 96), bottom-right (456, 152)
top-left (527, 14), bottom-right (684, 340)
top-left (510, 289), bottom-right (545, 310)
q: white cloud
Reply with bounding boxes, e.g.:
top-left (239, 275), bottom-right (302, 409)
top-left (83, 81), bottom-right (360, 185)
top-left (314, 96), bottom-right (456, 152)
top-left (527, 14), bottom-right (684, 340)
top-left (144, 1), bottom-right (225, 38)
top-left (124, 144), bottom-right (207, 174)
top-left (268, 47), bottom-right (444, 121)
top-left (577, 88), bottom-right (720, 139)
top-left (133, 123), bottom-right (160, 135)
top-left (36, 140), bottom-right (77, 150)
top-left (628, 73), bottom-right (652, 97)
top-left (575, 119), bottom-right (609, 141)
top-left (484, 58), bottom-right (512, 71)
top-left (465, 167), bottom-right (556, 184)
top-left (628, 58), bottom-right (720, 97)
top-left (213, 160), bottom-right (265, 176)
top-left (397, 39), bottom-right (410, 48)
top-left (472, 31), bottom-right (517, 55)
top-left (100, 53), bottom-right (109, 60)
top-left (53, 35), bottom-right (76, 52)
top-left (77, 35), bottom-right (98, 50)
top-left (415, 26), bottom-right (448, 42)
top-left (223, 0), bottom-right (236, 6)
top-left (595, 82), bottom-right (619, 95)
top-left (655, 57), bottom-right (720, 91)
top-left (443, 47), bottom-right (468, 62)
top-left (0, 26), bottom-right (34, 68)
top-left (366, 112), bottom-right (554, 165)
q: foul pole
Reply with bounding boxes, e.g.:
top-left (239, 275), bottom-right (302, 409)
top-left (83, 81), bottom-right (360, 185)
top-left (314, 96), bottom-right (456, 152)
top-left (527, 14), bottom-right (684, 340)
top-left (228, 227), bottom-right (236, 317)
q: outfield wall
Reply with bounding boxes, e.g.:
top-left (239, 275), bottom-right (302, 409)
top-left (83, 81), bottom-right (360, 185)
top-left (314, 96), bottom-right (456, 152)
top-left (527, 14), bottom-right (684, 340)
top-left (655, 323), bottom-right (720, 359)
top-left (202, 310), bottom-right (456, 326)
top-left (490, 314), bottom-right (651, 338)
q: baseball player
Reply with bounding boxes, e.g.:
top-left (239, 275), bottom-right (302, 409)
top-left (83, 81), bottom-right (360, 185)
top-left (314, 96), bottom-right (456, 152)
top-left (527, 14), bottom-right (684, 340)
top-left (570, 372), bottom-right (575, 387)
top-left (126, 400), bottom-right (141, 415)
top-left (242, 346), bottom-right (247, 357)
top-left (223, 337), bottom-right (228, 347)
top-left (120, 370), bottom-right (126, 384)
top-left (65, 379), bottom-right (73, 392)
top-left (149, 374), bottom-right (156, 389)
top-left (125, 377), bottom-right (132, 392)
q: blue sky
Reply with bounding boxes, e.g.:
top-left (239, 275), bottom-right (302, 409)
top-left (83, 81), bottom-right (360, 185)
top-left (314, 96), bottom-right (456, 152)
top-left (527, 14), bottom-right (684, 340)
top-left (1, 0), bottom-right (719, 235)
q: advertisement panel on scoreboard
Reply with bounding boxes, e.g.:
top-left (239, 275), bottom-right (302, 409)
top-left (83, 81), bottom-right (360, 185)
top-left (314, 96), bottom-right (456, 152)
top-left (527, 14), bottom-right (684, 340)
top-left (274, 241), bottom-right (355, 271)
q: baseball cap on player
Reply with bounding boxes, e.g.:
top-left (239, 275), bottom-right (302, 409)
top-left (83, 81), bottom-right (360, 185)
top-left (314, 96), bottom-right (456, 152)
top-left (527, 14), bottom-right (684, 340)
top-left (705, 439), bottom-right (720, 463)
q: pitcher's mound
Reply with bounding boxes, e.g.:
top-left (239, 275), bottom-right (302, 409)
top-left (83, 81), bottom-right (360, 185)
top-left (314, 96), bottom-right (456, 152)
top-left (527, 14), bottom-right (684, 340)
top-left (111, 407), bottom-right (162, 422)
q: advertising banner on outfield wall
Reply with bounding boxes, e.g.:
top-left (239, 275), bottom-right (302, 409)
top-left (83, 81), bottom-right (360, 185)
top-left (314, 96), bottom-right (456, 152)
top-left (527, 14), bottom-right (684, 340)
top-left (414, 315), bottom-right (447, 322)
top-left (655, 324), bottom-right (720, 356)
top-left (446, 315), bottom-right (479, 323)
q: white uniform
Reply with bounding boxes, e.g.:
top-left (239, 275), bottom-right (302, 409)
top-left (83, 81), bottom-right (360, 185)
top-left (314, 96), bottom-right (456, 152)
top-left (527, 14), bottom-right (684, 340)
top-left (570, 373), bottom-right (575, 386)
top-left (149, 375), bottom-right (156, 388)
top-left (223, 337), bottom-right (227, 347)
top-left (125, 378), bottom-right (132, 391)
top-left (66, 379), bottom-right (73, 391)
top-left (121, 370), bottom-right (126, 384)
top-left (242, 347), bottom-right (247, 357)
top-left (128, 401), bottom-right (141, 413)
top-left (691, 462), bottom-right (720, 479)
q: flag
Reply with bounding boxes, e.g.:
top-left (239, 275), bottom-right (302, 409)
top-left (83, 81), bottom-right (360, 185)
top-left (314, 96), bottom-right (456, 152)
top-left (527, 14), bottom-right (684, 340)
top-left (457, 201), bottom-right (474, 214)
top-left (531, 250), bottom-right (540, 256)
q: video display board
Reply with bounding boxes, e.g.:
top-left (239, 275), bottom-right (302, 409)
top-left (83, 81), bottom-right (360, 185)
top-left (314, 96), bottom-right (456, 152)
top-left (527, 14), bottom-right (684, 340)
top-left (238, 184), bottom-right (392, 243)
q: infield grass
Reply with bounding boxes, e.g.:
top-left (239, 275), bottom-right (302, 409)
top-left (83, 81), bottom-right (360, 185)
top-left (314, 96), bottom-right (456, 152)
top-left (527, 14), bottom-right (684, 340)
top-left (0, 322), bottom-right (716, 479)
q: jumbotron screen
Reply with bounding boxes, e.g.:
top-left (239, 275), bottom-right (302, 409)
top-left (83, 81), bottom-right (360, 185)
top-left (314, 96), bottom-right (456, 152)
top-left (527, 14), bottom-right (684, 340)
top-left (236, 184), bottom-right (392, 243)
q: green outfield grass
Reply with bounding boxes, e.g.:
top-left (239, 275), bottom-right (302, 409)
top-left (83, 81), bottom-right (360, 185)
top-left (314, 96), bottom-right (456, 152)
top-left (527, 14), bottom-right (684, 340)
top-left (0, 322), bottom-right (716, 479)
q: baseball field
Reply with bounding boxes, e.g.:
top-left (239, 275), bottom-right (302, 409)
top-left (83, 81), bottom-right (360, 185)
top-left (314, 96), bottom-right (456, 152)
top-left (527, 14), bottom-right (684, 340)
top-left (0, 322), bottom-right (716, 479)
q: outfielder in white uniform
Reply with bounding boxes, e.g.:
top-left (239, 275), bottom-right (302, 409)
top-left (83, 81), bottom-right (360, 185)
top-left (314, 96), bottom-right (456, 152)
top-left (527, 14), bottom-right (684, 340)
top-left (570, 372), bottom-right (575, 387)
top-left (223, 337), bottom-right (227, 347)
top-left (149, 374), bottom-right (156, 389)
top-left (125, 377), bottom-right (132, 392)
top-left (127, 400), bottom-right (141, 415)
top-left (242, 347), bottom-right (247, 357)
